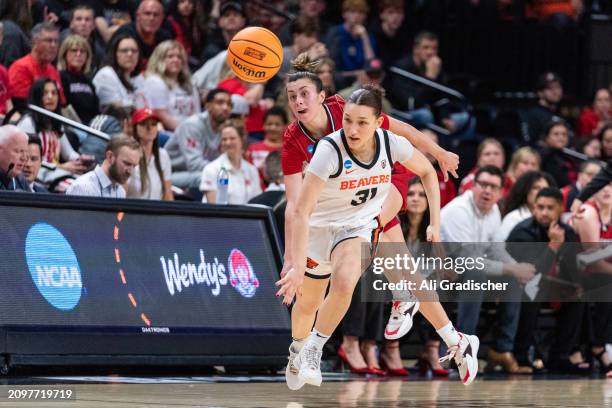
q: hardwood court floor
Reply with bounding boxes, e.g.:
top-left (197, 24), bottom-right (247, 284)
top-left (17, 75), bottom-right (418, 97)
top-left (0, 377), bottom-right (610, 407)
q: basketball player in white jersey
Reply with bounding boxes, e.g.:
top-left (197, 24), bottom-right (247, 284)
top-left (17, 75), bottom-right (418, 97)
top-left (276, 84), bottom-right (479, 387)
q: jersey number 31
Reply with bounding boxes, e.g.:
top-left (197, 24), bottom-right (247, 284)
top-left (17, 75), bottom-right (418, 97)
top-left (351, 188), bottom-right (377, 206)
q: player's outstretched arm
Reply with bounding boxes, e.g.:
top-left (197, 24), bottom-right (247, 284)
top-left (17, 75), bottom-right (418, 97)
top-left (401, 149), bottom-right (441, 242)
top-left (388, 116), bottom-right (459, 182)
top-left (276, 173), bottom-right (326, 304)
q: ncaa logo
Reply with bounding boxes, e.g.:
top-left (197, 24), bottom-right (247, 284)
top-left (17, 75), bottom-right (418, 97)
top-left (381, 160), bottom-right (387, 169)
top-left (307, 144), bottom-right (314, 154)
top-left (25, 223), bottom-right (83, 311)
top-left (344, 160), bottom-right (353, 170)
top-left (228, 249), bottom-right (259, 298)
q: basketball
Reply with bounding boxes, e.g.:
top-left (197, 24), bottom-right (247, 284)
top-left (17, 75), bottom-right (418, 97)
top-left (227, 26), bottom-right (283, 83)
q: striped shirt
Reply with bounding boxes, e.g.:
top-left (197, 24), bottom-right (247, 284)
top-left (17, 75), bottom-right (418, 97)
top-left (66, 165), bottom-right (125, 198)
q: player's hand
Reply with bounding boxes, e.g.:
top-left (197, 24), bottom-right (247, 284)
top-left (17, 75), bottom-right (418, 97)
top-left (436, 150), bottom-right (459, 181)
top-left (275, 267), bottom-right (304, 305)
top-left (426, 225), bottom-right (440, 242)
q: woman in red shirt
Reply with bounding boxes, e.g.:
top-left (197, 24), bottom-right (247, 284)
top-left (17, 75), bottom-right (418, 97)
top-left (279, 53), bottom-right (478, 388)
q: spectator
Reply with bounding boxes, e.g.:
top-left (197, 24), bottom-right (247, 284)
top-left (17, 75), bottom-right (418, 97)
top-left (316, 57), bottom-right (336, 97)
top-left (127, 108), bottom-right (173, 201)
top-left (112, 0), bottom-right (173, 69)
top-left (165, 88), bottom-right (232, 189)
top-left (66, 135), bottom-right (141, 198)
top-left (369, 0), bottom-right (410, 66)
top-left (505, 146), bottom-right (541, 186)
top-left (82, 105), bottom-right (134, 164)
top-left (17, 78), bottom-right (90, 185)
top-left (598, 123), bottom-right (612, 161)
top-left (201, 1), bottom-right (246, 63)
top-left (561, 159), bottom-right (601, 211)
top-left (58, 34), bottom-right (100, 125)
top-left (577, 88), bottom-right (611, 138)
top-left (339, 58), bottom-right (392, 114)
top-left (92, 0), bottom-right (136, 43)
top-left (459, 138), bottom-right (510, 196)
top-left (278, 16), bottom-right (326, 77)
top-left (576, 136), bottom-right (601, 159)
top-left (60, 4), bottom-right (106, 72)
top-left (92, 32), bottom-right (143, 109)
top-left (245, 106), bottom-right (287, 185)
top-left (383, 31), bottom-right (459, 133)
top-left (0, 125), bottom-right (29, 191)
top-left (538, 120), bottom-right (576, 188)
top-left (8, 22), bottom-right (65, 109)
top-left (496, 171), bottom-right (555, 242)
top-left (138, 40), bottom-right (200, 131)
top-left (0, 22), bottom-right (13, 120)
top-left (199, 119), bottom-right (261, 204)
top-left (165, 0), bottom-right (207, 67)
top-left (23, 135), bottom-right (47, 192)
top-left (217, 71), bottom-right (267, 140)
top-left (326, 0), bottom-right (376, 87)
top-left (507, 188), bottom-right (588, 374)
top-left (34, 0), bottom-right (79, 28)
top-left (441, 166), bottom-right (534, 374)
top-left (263, 150), bottom-right (284, 191)
top-left (0, 1), bottom-right (32, 67)
top-left (277, 0), bottom-right (330, 45)
top-left (521, 72), bottom-right (566, 146)
top-left (398, 177), bottom-right (447, 377)
top-left (572, 183), bottom-right (612, 378)
top-left (247, 0), bottom-right (287, 34)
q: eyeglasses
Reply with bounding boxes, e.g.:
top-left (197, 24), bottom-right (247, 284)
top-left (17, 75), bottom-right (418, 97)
top-left (475, 180), bottom-right (501, 192)
top-left (68, 48), bottom-right (87, 55)
top-left (118, 48), bottom-right (139, 55)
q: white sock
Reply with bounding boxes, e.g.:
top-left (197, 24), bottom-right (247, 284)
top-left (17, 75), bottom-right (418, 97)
top-left (307, 329), bottom-right (330, 351)
top-left (291, 337), bottom-right (306, 352)
top-left (437, 322), bottom-right (461, 347)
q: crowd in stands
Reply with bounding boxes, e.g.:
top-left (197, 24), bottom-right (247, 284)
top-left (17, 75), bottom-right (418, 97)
top-left (1, 0), bottom-right (612, 379)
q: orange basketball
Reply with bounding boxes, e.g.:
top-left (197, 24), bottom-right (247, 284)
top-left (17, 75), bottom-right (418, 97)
top-left (227, 26), bottom-right (283, 83)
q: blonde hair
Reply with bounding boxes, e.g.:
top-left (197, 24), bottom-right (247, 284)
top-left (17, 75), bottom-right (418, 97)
top-left (146, 40), bottom-right (193, 94)
top-left (507, 146), bottom-right (541, 176)
top-left (58, 34), bottom-right (93, 74)
top-left (219, 118), bottom-right (247, 150)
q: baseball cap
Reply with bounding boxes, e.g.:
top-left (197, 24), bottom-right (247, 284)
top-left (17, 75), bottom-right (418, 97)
top-left (132, 108), bottom-right (159, 125)
top-left (536, 72), bottom-right (562, 91)
top-left (364, 58), bottom-right (384, 74)
top-left (220, 1), bottom-right (246, 17)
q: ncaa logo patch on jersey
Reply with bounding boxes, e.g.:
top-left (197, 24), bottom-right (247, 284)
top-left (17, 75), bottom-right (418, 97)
top-left (307, 144), bottom-right (314, 154)
top-left (381, 160), bottom-right (387, 169)
top-left (344, 160), bottom-right (353, 170)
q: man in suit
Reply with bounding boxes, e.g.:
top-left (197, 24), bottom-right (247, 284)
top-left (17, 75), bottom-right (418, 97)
top-left (0, 125), bottom-right (30, 191)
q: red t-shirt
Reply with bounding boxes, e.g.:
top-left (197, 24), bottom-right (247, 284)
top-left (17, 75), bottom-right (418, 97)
top-left (218, 77), bottom-right (265, 134)
top-left (281, 94), bottom-right (390, 176)
top-left (0, 65), bottom-right (9, 115)
top-left (8, 54), bottom-right (66, 105)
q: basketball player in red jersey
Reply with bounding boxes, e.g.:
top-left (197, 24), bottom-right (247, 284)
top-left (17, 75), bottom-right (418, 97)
top-left (280, 53), bottom-right (478, 388)
top-left (573, 183), bottom-right (612, 378)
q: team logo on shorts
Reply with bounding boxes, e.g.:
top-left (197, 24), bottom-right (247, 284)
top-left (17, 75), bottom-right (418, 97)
top-left (381, 160), bottom-right (387, 169)
top-left (306, 257), bottom-right (319, 270)
top-left (344, 160), bottom-right (353, 170)
top-left (307, 144), bottom-right (314, 154)
top-left (228, 249), bottom-right (259, 298)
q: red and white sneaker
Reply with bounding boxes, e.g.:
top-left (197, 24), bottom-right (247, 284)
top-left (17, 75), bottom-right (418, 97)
top-left (384, 300), bottom-right (420, 340)
top-left (439, 333), bottom-right (479, 385)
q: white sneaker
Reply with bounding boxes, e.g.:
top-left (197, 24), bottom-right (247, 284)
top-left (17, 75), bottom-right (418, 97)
top-left (439, 333), bottom-right (479, 385)
top-left (297, 343), bottom-right (323, 387)
top-left (286, 343), bottom-right (306, 390)
top-left (384, 300), bottom-right (420, 340)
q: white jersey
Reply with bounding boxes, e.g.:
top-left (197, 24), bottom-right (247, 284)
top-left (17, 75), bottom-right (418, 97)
top-left (307, 128), bottom-right (414, 228)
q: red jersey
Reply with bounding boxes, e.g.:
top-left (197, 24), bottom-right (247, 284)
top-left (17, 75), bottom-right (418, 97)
top-left (281, 94), bottom-right (390, 176)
